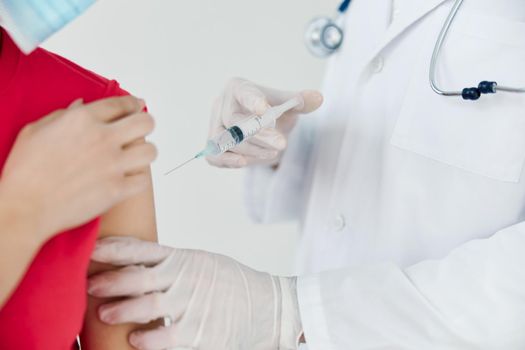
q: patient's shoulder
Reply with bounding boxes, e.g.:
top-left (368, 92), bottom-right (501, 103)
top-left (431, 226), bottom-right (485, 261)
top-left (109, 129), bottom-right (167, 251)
top-left (13, 46), bottom-right (130, 126)
top-left (26, 47), bottom-right (123, 96)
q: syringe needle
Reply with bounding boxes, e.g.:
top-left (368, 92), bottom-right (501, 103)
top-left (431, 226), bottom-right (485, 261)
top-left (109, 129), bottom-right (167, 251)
top-left (164, 156), bottom-right (197, 175)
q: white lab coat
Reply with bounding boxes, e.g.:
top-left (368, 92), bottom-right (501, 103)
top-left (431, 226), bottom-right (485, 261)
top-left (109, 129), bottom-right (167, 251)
top-left (246, 0), bottom-right (525, 348)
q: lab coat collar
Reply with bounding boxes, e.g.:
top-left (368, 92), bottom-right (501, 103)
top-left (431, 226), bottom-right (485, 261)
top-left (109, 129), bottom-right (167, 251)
top-left (365, 0), bottom-right (450, 64)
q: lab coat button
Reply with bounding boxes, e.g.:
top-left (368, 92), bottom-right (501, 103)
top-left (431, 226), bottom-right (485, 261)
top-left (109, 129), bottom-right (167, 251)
top-left (333, 214), bottom-right (346, 232)
top-left (372, 56), bottom-right (384, 73)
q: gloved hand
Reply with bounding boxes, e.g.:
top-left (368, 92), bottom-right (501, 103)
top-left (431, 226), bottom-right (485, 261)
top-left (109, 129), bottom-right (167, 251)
top-left (88, 237), bottom-right (302, 350)
top-left (208, 78), bottom-right (323, 168)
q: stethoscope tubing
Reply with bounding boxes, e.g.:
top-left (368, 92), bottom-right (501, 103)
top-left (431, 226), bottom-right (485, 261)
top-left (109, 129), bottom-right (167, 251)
top-left (338, 0), bottom-right (352, 14)
top-left (314, 0), bottom-right (525, 100)
top-left (429, 0), bottom-right (464, 96)
top-left (430, 0), bottom-right (525, 98)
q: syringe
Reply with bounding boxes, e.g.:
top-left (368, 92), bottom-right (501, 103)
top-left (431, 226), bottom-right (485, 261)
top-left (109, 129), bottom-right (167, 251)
top-left (165, 97), bottom-right (302, 175)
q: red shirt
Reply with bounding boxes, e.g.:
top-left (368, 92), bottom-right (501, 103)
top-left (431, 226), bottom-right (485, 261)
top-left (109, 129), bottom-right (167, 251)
top-left (0, 30), bottom-right (129, 349)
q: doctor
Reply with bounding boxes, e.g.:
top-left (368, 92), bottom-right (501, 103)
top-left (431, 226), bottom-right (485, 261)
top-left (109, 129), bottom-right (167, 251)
top-left (89, 0), bottom-right (525, 349)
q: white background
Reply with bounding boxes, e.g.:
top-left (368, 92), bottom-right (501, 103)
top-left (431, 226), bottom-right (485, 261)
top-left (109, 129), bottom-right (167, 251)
top-left (44, 0), bottom-right (336, 275)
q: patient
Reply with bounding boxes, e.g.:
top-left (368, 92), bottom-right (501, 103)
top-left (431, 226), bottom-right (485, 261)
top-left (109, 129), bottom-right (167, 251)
top-left (0, 28), bottom-right (158, 349)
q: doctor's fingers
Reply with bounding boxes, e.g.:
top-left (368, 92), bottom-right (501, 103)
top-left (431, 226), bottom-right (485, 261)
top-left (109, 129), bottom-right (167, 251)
top-left (223, 78), bottom-right (323, 116)
top-left (256, 87), bottom-right (323, 115)
top-left (231, 79), bottom-right (298, 108)
top-left (206, 152), bottom-right (279, 168)
top-left (92, 237), bottom-right (173, 266)
top-left (229, 78), bottom-right (271, 116)
top-left (247, 128), bottom-right (287, 151)
top-left (209, 82), bottom-right (267, 133)
top-left (206, 152), bottom-right (247, 168)
top-left (230, 141), bottom-right (279, 160)
top-left (130, 325), bottom-right (194, 350)
top-left (88, 260), bottom-right (178, 298)
top-left (98, 291), bottom-right (189, 325)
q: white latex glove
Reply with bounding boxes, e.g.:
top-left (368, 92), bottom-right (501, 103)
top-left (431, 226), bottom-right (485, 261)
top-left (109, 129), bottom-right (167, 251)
top-left (88, 237), bottom-right (302, 350)
top-left (208, 78), bottom-right (323, 168)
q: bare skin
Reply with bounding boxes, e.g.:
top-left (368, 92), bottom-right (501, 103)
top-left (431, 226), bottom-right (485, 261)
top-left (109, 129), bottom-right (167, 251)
top-left (81, 165), bottom-right (160, 349)
top-left (0, 97), bottom-right (156, 307)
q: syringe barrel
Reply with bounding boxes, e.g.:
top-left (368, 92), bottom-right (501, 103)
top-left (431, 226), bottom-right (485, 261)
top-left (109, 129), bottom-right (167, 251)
top-left (236, 115), bottom-right (264, 138)
top-left (206, 97), bottom-right (301, 156)
top-left (208, 115), bottom-right (263, 154)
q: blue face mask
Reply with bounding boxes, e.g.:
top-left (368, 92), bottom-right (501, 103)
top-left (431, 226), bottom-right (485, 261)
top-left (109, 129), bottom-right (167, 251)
top-left (0, 0), bottom-right (96, 53)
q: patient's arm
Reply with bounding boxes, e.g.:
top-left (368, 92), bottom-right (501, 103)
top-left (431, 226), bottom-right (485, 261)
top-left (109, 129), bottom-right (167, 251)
top-left (80, 167), bottom-right (159, 349)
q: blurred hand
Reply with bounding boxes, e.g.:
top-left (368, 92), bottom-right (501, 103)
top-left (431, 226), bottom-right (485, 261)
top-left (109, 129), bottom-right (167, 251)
top-left (208, 78), bottom-right (323, 168)
top-left (0, 96), bottom-right (157, 241)
top-left (89, 237), bottom-right (302, 350)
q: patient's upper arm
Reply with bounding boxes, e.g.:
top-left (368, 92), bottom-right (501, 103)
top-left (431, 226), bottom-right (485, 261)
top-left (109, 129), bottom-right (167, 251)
top-left (80, 166), bottom-right (158, 350)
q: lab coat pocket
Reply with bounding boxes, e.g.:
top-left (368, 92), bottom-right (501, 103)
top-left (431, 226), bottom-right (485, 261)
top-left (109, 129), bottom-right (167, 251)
top-left (391, 11), bottom-right (525, 183)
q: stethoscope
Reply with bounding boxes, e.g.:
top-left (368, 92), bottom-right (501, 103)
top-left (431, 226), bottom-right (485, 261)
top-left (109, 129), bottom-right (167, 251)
top-left (305, 0), bottom-right (525, 101)
top-left (304, 0), bottom-right (350, 58)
